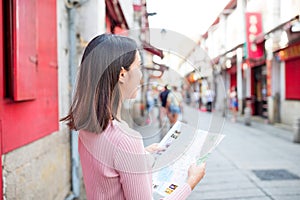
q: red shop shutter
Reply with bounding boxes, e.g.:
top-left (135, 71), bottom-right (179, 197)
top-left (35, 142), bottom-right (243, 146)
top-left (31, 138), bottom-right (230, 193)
top-left (12, 0), bottom-right (37, 101)
top-left (285, 58), bottom-right (300, 100)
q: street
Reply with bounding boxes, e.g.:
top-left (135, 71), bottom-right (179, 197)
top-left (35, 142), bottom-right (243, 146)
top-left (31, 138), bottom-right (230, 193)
top-left (136, 105), bottom-right (300, 200)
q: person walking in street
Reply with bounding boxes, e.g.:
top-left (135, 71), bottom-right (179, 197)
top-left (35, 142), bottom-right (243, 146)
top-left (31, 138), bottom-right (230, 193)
top-left (146, 87), bottom-right (155, 124)
top-left (166, 86), bottom-right (183, 127)
top-left (192, 89), bottom-right (200, 109)
top-left (159, 85), bottom-right (170, 128)
top-left (230, 86), bottom-right (238, 122)
top-left (61, 34), bottom-right (206, 200)
top-left (205, 86), bottom-right (215, 112)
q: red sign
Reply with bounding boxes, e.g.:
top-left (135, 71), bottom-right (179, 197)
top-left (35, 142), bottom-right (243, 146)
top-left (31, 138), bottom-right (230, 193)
top-left (245, 12), bottom-right (264, 59)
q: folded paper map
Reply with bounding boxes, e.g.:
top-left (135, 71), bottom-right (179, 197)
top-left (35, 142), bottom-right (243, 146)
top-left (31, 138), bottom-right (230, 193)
top-left (152, 121), bottom-right (225, 198)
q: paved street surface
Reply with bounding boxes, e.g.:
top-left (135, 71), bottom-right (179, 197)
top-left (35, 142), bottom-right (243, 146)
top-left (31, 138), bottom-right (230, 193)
top-left (135, 104), bottom-right (300, 200)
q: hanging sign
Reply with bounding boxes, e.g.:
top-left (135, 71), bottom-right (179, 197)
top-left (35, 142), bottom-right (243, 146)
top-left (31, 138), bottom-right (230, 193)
top-left (245, 12), bottom-right (264, 59)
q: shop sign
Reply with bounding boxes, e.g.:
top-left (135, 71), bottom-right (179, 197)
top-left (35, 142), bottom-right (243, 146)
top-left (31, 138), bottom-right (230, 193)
top-left (245, 12), bottom-right (264, 59)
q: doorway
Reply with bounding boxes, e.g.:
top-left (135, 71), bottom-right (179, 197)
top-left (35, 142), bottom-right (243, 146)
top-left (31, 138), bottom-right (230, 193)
top-left (252, 65), bottom-right (267, 118)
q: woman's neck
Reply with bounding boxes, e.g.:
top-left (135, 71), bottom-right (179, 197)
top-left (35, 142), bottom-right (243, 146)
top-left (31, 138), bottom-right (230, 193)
top-left (115, 101), bottom-right (122, 120)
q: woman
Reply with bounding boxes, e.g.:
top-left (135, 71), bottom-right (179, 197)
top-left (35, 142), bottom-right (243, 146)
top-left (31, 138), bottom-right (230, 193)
top-left (61, 34), bottom-right (205, 199)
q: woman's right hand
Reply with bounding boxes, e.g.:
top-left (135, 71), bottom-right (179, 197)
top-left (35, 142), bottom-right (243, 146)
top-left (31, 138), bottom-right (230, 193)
top-left (186, 163), bottom-right (206, 190)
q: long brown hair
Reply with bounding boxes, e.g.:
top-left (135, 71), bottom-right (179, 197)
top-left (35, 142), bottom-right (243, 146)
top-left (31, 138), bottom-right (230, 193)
top-left (61, 34), bottom-right (137, 133)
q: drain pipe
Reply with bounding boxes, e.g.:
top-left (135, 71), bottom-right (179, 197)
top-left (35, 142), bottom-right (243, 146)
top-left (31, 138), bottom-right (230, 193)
top-left (65, 1), bottom-right (80, 199)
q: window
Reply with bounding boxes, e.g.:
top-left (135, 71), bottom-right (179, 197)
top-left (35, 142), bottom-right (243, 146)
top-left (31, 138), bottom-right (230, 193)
top-left (3, 0), bottom-right (37, 101)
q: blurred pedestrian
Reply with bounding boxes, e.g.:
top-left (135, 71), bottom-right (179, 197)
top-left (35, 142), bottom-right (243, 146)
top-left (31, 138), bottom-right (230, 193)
top-left (159, 85), bottom-right (170, 127)
top-left (192, 89), bottom-right (200, 108)
top-left (166, 86), bottom-right (183, 127)
top-left (185, 90), bottom-right (191, 105)
top-left (230, 86), bottom-right (238, 122)
top-left (205, 86), bottom-right (215, 112)
top-left (61, 34), bottom-right (206, 199)
top-left (146, 88), bottom-right (155, 124)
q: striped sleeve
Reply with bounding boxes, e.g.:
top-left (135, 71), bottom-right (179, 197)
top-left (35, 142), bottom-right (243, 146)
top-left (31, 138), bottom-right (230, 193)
top-left (114, 133), bottom-right (153, 200)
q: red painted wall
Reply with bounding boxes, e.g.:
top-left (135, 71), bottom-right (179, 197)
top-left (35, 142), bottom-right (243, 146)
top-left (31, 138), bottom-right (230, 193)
top-left (0, 1), bottom-right (3, 197)
top-left (0, 0), bottom-right (58, 153)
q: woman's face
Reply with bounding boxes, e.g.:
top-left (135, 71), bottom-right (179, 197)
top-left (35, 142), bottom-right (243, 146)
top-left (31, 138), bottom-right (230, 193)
top-left (119, 51), bottom-right (143, 99)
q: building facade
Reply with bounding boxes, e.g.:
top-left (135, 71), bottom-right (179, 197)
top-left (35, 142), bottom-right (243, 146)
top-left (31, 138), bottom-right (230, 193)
top-left (0, 1), bottom-right (70, 199)
top-left (202, 0), bottom-right (300, 127)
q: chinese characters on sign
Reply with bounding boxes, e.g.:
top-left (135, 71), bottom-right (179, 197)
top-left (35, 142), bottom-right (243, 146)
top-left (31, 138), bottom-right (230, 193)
top-left (245, 12), bottom-right (264, 59)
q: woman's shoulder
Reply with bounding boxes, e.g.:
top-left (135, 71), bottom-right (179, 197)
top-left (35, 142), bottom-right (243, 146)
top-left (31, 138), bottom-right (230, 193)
top-left (110, 120), bottom-right (145, 154)
top-left (79, 120), bottom-right (141, 145)
top-left (78, 120), bottom-right (145, 161)
top-left (112, 120), bottom-right (142, 138)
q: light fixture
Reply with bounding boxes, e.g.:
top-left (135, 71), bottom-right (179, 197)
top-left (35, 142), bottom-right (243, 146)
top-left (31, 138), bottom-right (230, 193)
top-left (242, 63), bottom-right (248, 70)
top-left (153, 64), bottom-right (160, 69)
top-left (151, 70), bottom-right (162, 77)
top-left (264, 37), bottom-right (273, 51)
top-left (291, 22), bottom-right (300, 32)
top-left (226, 59), bottom-right (232, 68)
top-left (152, 55), bottom-right (163, 64)
top-left (279, 31), bottom-right (288, 48)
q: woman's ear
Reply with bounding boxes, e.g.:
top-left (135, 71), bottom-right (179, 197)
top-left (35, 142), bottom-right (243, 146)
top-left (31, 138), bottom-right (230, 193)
top-left (119, 67), bottom-right (127, 84)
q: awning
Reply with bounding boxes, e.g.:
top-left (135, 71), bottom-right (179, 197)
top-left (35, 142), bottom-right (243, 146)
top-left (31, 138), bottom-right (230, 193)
top-left (254, 15), bottom-right (299, 44)
top-left (142, 42), bottom-right (164, 59)
top-left (212, 43), bottom-right (244, 64)
top-left (105, 0), bottom-right (129, 30)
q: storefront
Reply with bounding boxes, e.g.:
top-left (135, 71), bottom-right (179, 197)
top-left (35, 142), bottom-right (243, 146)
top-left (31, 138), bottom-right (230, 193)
top-left (260, 15), bottom-right (300, 125)
top-left (251, 65), bottom-right (267, 117)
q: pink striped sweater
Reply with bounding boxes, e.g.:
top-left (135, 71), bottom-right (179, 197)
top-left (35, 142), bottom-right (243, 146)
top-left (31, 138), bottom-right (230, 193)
top-left (79, 119), bottom-right (191, 200)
